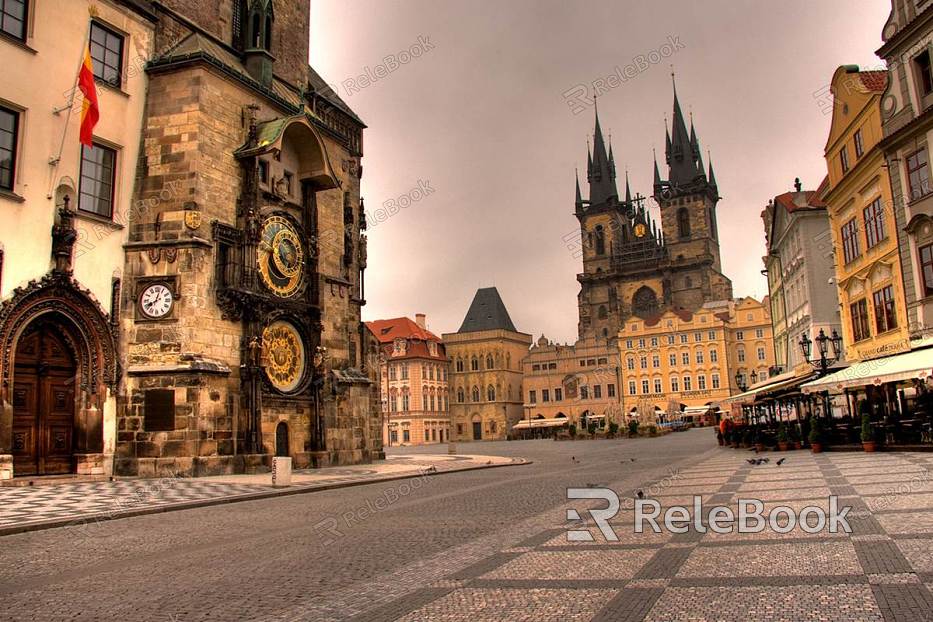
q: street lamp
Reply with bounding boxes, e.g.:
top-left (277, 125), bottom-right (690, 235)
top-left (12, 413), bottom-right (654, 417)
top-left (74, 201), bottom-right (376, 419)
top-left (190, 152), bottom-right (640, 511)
top-left (799, 328), bottom-right (842, 376)
top-left (735, 371), bottom-right (747, 392)
top-left (750, 370), bottom-right (759, 385)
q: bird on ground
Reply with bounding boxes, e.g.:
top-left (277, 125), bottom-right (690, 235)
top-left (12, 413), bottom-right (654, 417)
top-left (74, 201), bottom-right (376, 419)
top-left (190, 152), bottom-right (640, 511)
top-left (746, 458), bottom-right (758, 465)
top-left (776, 458), bottom-right (786, 466)
top-left (571, 456), bottom-right (580, 464)
top-left (761, 458), bottom-right (770, 463)
top-left (425, 465), bottom-right (437, 473)
top-left (630, 458), bottom-right (636, 462)
top-left (636, 490), bottom-right (645, 499)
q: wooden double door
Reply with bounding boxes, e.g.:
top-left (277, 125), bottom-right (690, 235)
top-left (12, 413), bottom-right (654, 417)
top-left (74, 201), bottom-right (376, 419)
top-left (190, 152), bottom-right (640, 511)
top-left (11, 326), bottom-right (76, 476)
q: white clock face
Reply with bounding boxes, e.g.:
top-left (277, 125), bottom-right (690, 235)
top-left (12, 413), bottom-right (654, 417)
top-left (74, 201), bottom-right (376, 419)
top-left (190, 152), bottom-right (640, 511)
top-left (139, 284), bottom-right (173, 319)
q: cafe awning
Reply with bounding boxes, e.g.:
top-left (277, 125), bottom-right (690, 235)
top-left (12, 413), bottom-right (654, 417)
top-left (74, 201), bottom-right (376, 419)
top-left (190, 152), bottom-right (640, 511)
top-left (724, 370), bottom-right (799, 404)
top-left (513, 418), bottom-right (570, 430)
top-left (801, 337), bottom-right (933, 393)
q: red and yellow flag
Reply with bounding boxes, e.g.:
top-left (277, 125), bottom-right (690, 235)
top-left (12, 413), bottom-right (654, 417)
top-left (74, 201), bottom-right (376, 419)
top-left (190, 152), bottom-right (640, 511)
top-left (78, 46), bottom-right (99, 147)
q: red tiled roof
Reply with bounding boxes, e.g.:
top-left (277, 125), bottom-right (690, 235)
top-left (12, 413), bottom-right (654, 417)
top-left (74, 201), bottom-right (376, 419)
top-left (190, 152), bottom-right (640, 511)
top-left (644, 307), bottom-right (693, 327)
top-left (773, 187), bottom-right (826, 214)
top-left (366, 317), bottom-right (441, 343)
top-left (376, 341), bottom-right (447, 362)
top-left (858, 70), bottom-right (888, 93)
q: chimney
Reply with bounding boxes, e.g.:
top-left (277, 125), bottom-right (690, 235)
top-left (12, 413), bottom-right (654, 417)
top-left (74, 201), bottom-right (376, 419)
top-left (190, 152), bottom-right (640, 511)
top-left (415, 313), bottom-right (426, 329)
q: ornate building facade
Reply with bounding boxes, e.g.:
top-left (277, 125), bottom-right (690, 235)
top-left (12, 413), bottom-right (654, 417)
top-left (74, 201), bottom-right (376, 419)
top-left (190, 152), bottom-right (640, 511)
top-left (0, 1), bottom-right (155, 478)
top-left (575, 83), bottom-right (733, 341)
top-left (878, 1), bottom-right (933, 339)
top-left (368, 315), bottom-right (450, 446)
top-left (445, 288), bottom-right (531, 441)
top-left (824, 66), bottom-right (910, 363)
top-left (116, 0), bottom-right (380, 476)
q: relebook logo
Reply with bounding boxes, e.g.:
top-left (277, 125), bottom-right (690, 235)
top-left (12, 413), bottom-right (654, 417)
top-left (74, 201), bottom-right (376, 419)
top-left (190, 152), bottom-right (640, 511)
top-left (566, 489), bottom-right (852, 540)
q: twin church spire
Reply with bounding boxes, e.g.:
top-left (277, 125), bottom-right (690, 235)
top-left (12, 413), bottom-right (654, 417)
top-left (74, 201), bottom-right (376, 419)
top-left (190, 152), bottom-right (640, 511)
top-left (578, 77), bottom-right (718, 207)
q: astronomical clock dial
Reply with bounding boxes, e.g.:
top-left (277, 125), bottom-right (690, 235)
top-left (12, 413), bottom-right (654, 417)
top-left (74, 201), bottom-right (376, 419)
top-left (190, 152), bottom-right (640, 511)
top-left (633, 223), bottom-right (647, 239)
top-left (139, 283), bottom-right (174, 319)
top-left (262, 320), bottom-right (306, 393)
top-left (257, 215), bottom-right (304, 298)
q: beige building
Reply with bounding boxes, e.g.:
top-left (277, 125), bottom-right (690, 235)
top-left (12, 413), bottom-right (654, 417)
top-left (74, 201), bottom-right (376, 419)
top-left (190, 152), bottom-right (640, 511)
top-left (519, 336), bottom-right (622, 435)
top-left (0, 1), bottom-right (155, 478)
top-left (445, 288), bottom-right (531, 441)
top-left (368, 315), bottom-right (450, 446)
top-left (617, 297), bottom-right (775, 422)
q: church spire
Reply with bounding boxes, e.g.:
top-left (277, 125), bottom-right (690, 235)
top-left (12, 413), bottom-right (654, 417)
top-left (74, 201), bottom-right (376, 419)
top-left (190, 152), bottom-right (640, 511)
top-left (653, 148), bottom-right (662, 194)
top-left (587, 98), bottom-right (618, 205)
top-left (624, 169), bottom-right (632, 204)
top-left (575, 169), bottom-right (583, 206)
top-left (708, 151), bottom-right (718, 189)
top-left (666, 71), bottom-right (698, 186)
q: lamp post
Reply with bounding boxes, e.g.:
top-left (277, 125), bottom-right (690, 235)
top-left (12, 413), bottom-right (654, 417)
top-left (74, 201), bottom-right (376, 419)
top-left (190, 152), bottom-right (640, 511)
top-left (799, 328), bottom-right (843, 376)
top-left (735, 371), bottom-right (748, 393)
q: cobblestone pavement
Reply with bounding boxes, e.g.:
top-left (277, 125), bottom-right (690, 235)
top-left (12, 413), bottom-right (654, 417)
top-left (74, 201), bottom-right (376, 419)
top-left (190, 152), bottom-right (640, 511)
top-left (0, 454), bottom-right (518, 535)
top-left (3, 432), bottom-right (933, 621)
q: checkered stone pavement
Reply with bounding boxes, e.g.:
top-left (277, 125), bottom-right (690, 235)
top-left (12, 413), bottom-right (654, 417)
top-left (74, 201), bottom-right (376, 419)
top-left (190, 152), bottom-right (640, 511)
top-left (343, 450), bottom-right (933, 622)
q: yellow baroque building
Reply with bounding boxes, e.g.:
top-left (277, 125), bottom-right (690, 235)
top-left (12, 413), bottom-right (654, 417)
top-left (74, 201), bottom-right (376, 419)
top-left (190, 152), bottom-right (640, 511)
top-left (823, 66), bottom-right (910, 361)
top-left (444, 288), bottom-right (532, 441)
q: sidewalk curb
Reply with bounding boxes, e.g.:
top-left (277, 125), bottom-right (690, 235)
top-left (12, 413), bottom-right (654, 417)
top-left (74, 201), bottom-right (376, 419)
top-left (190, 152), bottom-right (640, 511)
top-left (0, 457), bottom-right (532, 538)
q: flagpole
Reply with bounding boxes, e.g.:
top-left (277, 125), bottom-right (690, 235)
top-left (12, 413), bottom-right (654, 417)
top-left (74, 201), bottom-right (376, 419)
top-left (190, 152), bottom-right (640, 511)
top-left (47, 6), bottom-right (97, 200)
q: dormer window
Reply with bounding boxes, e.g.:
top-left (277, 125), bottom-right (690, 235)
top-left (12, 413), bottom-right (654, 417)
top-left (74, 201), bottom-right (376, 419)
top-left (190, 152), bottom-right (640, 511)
top-left (915, 49), bottom-right (932, 97)
top-left (247, 0), bottom-right (274, 52)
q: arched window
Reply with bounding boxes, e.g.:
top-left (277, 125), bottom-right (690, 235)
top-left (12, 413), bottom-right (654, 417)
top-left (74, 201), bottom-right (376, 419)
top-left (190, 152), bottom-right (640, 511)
top-left (471, 386), bottom-right (480, 402)
top-left (594, 225), bottom-right (605, 255)
top-left (471, 356), bottom-right (479, 371)
top-left (486, 354), bottom-right (494, 369)
top-left (264, 14), bottom-right (273, 51)
top-left (487, 385), bottom-right (496, 401)
top-left (457, 387), bottom-right (465, 403)
top-left (456, 358), bottom-right (464, 372)
top-left (506, 352), bottom-right (511, 369)
top-left (677, 207), bottom-right (691, 238)
top-left (632, 286), bottom-right (659, 318)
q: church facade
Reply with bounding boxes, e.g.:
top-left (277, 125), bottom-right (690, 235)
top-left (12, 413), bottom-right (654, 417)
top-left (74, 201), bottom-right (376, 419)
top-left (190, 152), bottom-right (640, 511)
top-left (576, 84), bottom-right (734, 341)
top-left (116, 0), bottom-right (381, 476)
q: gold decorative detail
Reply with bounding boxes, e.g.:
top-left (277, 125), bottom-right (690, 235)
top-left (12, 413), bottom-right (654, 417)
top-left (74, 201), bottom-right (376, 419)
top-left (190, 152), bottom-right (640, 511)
top-left (257, 216), bottom-right (304, 297)
top-left (184, 211), bottom-right (202, 230)
top-left (262, 321), bottom-right (305, 392)
top-left (634, 223), bottom-right (647, 238)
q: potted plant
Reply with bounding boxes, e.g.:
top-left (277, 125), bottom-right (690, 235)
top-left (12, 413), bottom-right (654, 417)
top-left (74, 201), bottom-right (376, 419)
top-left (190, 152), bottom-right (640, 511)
top-left (777, 423), bottom-right (789, 452)
top-left (754, 429), bottom-right (766, 453)
top-left (789, 424), bottom-right (801, 450)
top-left (608, 422), bottom-right (619, 438)
top-left (646, 424), bottom-right (658, 437)
top-left (569, 423), bottom-right (577, 439)
top-left (587, 422), bottom-right (598, 438)
top-left (809, 418), bottom-right (823, 453)
top-left (860, 406), bottom-right (876, 452)
top-left (628, 420), bottom-right (639, 438)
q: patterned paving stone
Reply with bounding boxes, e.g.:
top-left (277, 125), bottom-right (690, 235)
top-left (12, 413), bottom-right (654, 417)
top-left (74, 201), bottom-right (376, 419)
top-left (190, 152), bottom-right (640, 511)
top-left (871, 584), bottom-right (933, 622)
top-left (865, 491), bottom-right (933, 512)
top-left (735, 486), bottom-right (834, 502)
top-left (877, 511), bottom-right (933, 535)
top-left (482, 550), bottom-right (656, 580)
top-left (397, 588), bottom-right (618, 622)
top-left (677, 542), bottom-right (862, 577)
top-left (643, 585), bottom-right (883, 622)
top-left (738, 479), bottom-right (828, 492)
top-left (896, 539), bottom-right (933, 573)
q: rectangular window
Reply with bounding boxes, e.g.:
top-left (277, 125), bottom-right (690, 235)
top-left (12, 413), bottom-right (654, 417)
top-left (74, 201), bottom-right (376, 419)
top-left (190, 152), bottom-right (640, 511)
top-left (640, 356), bottom-right (647, 369)
top-left (708, 330), bottom-right (716, 340)
top-left (401, 365), bottom-right (409, 380)
top-left (654, 378), bottom-right (662, 394)
top-left (667, 335), bottom-right (675, 345)
top-left (872, 285), bottom-right (897, 333)
top-left (144, 389), bottom-right (175, 431)
top-left (580, 386), bottom-right (588, 399)
top-left (542, 389), bottom-right (550, 403)
top-left (390, 430), bottom-right (398, 443)
top-left (921, 243), bottom-right (933, 297)
top-left (554, 388), bottom-right (562, 401)
top-left (78, 143), bottom-right (116, 218)
top-left (683, 376), bottom-right (692, 391)
top-left (402, 395), bottom-right (409, 411)
top-left (915, 49), bottom-right (933, 96)
top-left (670, 377), bottom-right (680, 392)
top-left (0, 105), bottom-right (18, 191)
top-left (710, 349), bottom-right (718, 362)
top-left (907, 149), bottom-right (931, 200)
top-left (641, 380), bottom-right (649, 394)
top-left (680, 334), bottom-right (688, 343)
top-left (637, 339), bottom-right (645, 348)
top-left (593, 385), bottom-right (601, 398)
top-left (854, 129), bottom-right (864, 158)
top-left (627, 358), bottom-right (635, 370)
top-left (698, 375), bottom-right (707, 390)
top-left (625, 340), bottom-right (633, 349)
top-left (652, 355), bottom-right (660, 368)
top-left (90, 21), bottom-right (125, 88)
top-left (650, 337), bottom-right (658, 347)
top-left (755, 328), bottom-right (764, 339)
top-left (425, 430), bottom-right (430, 442)
top-left (840, 145), bottom-right (849, 173)
top-left (669, 353), bottom-right (677, 366)
top-left (628, 381), bottom-right (636, 395)
top-left (607, 384), bottom-right (615, 398)
top-left (841, 218), bottom-right (861, 264)
top-left (403, 429), bottom-right (410, 443)
top-left (850, 298), bottom-right (870, 342)
top-left (682, 352), bottom-right (689, 365)
top-left (694, 332), bottom-right (702, 342)
top-left (863, 198), bottom-right (886, 249)
top-left (738, 348), bottom-right (746, 363)
top-left (736, 331), bottom-right (744, 340)
top-left (757, 347), bottom-right (766, 361)
top-left (0, 0), bottom-right (27, 40)
top-left (258, 160), bottom-right (269, 184)
top-left (696, 351), bottom-right (704, 364)
top-left (712, 374), bottom-right (720, 389)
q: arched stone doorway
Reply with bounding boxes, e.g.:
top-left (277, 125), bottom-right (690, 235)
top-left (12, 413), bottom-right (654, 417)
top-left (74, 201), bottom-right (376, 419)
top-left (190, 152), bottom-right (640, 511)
top-left (0, 274), bottom-right (117, 478)
top-left (275, 421), bottom-right (289, 457)
top-left (12, 321), bottom-right (77, 475)
top-left (471, 414), bottom-right (482, 440)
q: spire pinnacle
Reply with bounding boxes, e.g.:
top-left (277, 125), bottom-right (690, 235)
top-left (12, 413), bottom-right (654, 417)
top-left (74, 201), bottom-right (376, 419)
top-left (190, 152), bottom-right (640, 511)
top-left (708, 151), bottom-right (718, 188)
top-left (624, 169), bottom-right (631, 204)
top-left (587, 100), bottom-right (618, 204)
top-left (575, 169), bottom-right (582, 205)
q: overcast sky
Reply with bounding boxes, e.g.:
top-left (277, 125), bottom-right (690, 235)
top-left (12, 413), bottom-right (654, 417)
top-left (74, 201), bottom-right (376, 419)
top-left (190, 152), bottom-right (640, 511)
top-left (309, 0), bottom-right (890, 343)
